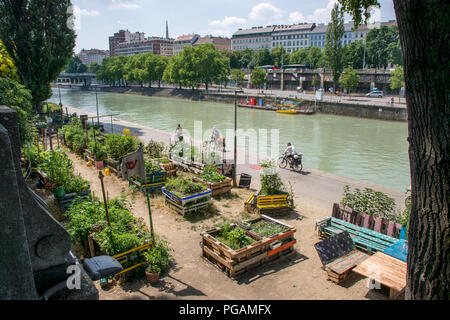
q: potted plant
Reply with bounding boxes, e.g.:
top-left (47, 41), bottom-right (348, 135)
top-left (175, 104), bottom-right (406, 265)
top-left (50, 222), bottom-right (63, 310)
top-left (94, 145), bottom-right (107, 170)
top-left (142, 239), bottom-right (171, 284)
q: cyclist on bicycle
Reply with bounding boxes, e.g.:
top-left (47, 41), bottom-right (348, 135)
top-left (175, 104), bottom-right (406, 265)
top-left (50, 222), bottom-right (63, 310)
top-left (284, 143), bottom-right (298, 167)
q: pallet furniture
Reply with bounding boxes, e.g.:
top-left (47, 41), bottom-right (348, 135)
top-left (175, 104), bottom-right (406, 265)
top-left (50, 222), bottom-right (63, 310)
top-left (129, 172), bottom-right (167, 193)
top-left (331, 203), bottom-right (403, 239)
top-left (353, 252), bottom-right (407, 299)
top-left (162, 187), bottom-right (212, 216)
top-left (314, 231), bottom-right (369, 283)
top-left (193, 176), bottom-right (233, 197)
top-left (201, 217), bottom-right (297, 278)
top-left (316, 216), bottom-right (398, 254)
top-left (104, 158), bottom-right (121, 176)
top-left (245, 191), bottom-right (290, 215)
top-left (53, 189), bottom-right (91, 211)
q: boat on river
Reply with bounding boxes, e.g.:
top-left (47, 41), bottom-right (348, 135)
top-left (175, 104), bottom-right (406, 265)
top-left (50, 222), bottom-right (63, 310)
top-left (276, 108), bottom-right (316, 115)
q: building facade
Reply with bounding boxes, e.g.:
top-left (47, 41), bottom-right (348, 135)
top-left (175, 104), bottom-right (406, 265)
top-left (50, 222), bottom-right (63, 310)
top-left (194, 36), bottom-right (231, 51)
top-left (148, 37), bottom-right (174, 58)
top-left (232, 20), bottom-right (397, 51)
top-left (77, 49), bottom-right (109, 65)
top-left (174, 34), bottom-right (200, 55)
top-left (271, 23), bottom-right (315, 52)
top-left (231, 26), bottom-right (275, 51)
top-left (114, 40), bottom-right (153, 56)
top-left (109, 30), bottom-right (146, 56)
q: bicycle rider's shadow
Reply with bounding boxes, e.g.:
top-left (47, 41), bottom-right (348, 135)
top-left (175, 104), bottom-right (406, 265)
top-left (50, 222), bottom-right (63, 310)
top-left (294, 170), bottom-right (312, 176)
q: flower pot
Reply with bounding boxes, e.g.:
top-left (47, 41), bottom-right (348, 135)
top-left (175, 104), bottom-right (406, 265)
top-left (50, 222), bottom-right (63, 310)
top-left (95, 161), bottom-right (104, 170)
top-left (53, 184), bottom-right (66, 198)
top-left (145, 271), bottom-right (160, 284)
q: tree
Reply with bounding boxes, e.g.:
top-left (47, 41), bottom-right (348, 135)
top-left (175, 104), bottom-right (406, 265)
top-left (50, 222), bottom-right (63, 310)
top-left (153, 55), bottom-right (168, 88)
top-left (252, 49), bottom-right (273, 67)
top-left (88, 62), bottom-right (101, 74)
top-left (0, 40), bottom-right (17, 80)
top-left (339, 0), bottom-right (449, 300)
top-left (366, 25), bottom-right (401, 68)
top-left (340, 66), bottom-right (360, 98)
top-left (307, 46), bottom-right (324, 69)
top-left (343, 41), bottom-right (365, 69)
top-left (271, 46), bottom-right (289, 67)
top-left (251, 67), bottom-right (267, 92)
top-left (231, 69), bottom-right (246, 86)
top-left (390, 65), bottom-right (404, 103)
top-left (289, 48), bottom-right (309, 65)
top-left (324, 3), bottom-right (345, 91)
top-left (124, 54), bottom-right (146, 86)
top-left (311, 75), bottom-right (320, 90)
top-left (0, 0), bottom-right (76, 112)
top-left (162, 54), bottom-right (184, 89)
top-left (66, 56), bottom-right (88, 73)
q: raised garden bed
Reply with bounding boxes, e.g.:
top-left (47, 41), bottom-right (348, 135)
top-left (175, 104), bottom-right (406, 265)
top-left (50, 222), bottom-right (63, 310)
top-left (162, 187), bottom-right (211, 216)
top-left (129, 172), bottom-right (167, 193)
top-left (201, 217), bottom-right (297, 277)
top-left (104, 158), bottom-right (121, 176)
top-left (150, 158), bottom-right (177, 177)
top-left (200, 224), bottom-right (268, 277)
top-left (53, 189), bottom-right (92, 211)
top-left (194, 176), bottom-right (233, 197)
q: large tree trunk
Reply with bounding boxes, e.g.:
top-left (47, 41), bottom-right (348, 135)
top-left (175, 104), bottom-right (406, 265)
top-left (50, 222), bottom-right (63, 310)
top-left (394, 0), bottom-right (449, 300)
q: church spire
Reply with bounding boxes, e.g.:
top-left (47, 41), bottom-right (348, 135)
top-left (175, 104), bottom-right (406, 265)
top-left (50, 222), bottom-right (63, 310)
top-left (166, 20), bottom-right (169, 39)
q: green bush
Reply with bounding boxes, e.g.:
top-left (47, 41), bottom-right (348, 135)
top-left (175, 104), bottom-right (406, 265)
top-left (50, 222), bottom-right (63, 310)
top-left (216, 223), bottom-right (255, 250)
top-left (260, 159), bottom-right (285, 195)
top-left (199, 165), bottom-right (225, 183)
top-left (145, 140), bottom-right (167, 159)
top-left (340, 185), bottom-right (406, 224)
top-left (143, 236), bottom-right (172, 274)
top-left (65, 174), bottom-right (90, 194)
top-left (145, 161), bottom-right (164, 175)
top-left (104, 134), bottom-right (140, 161)
top-left (39, 150), bottom-right (74, 185)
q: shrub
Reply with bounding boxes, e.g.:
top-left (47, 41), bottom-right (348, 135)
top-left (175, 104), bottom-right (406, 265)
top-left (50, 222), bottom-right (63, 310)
top-left (145, 140), bottom-right (167, 159)
top-left (65, 174), bottom-right (90, 194)
top-left (145, 161), bottom-right (164, 174)
top-left (199, 165), bottom-right (225, 183)
top-left (104, 134), bottom-right (140, 161)
top-left (143, 236), bottom-right (172, 275)
top-left (215, 222), bottom-right (255, 250)
top-left (260, 159), bottom-right (285, 195)
top-left (39, 150), bottom-right (74, 185)
top-left (340, 185), bottom-right (405, 224)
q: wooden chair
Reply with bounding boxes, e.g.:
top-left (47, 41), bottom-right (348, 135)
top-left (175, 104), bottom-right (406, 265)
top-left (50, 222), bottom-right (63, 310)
top-left (314, 231), bottom-right (369, 284)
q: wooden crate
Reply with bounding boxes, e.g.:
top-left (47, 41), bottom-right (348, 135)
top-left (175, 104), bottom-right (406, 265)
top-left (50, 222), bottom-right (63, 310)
top-left (165, 197), bottom-right (210, 216)
top-left (201, 226), bottom-right (269, 277)
top-left (104, 158), bottom-right (121, 176)
top-left (245, 191), bottom-right (290, 215)
top-left (150, 158), bottom-right (177, 177)
top-left (54, 189), bottom-right (92, 211)
top-left (193, 176), bottom-right (233, 197)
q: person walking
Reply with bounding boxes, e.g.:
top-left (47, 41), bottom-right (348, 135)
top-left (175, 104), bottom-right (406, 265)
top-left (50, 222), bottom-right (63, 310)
top-left (176, 124), bottom-right (183, 142)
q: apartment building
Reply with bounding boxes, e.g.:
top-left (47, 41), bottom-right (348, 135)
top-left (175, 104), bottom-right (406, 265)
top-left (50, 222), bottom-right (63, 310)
top-left (271, 23), bottom-right (315, 52)
top-left (174, 34), bottom-right (200, 55)
top-left (231, 26), bottom-right (275, 51)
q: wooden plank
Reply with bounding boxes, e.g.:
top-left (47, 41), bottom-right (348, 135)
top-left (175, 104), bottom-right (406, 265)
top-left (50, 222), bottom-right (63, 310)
top-left (231, 251), bottom-right (268, 273)
top-left (353, 252), bottom-right (406, 293)
top-left (267, 240), bottom-right (296, 257)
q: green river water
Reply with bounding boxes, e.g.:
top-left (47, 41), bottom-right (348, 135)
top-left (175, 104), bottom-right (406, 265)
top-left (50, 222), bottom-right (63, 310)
top-left (49, 88), bottom-right (410, 191)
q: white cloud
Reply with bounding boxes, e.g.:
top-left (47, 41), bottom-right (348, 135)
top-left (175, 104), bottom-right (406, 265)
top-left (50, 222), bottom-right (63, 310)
top-left (289, 11), bottom-right (306, 24)
top-left (209, 16), bottom-right (247, 28)
top-left (73, 6), bottom-right (100, 17)
top-left (109, 0), bottom-right (141, 9)
top-left (249, 2), bottom-right (284, 23)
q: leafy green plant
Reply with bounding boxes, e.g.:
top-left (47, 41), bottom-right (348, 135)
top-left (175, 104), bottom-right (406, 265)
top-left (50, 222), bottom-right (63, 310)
top-left (260, 159), bottom-right (285, 196)
top-left (165, 176), bottom-right (207, 197)
top-left (199, 165), bottom-right (225, 183)
top-left (340, 185), bottom-right (405, 224)
top-left (104, 134), bottom-right (140, 161)
top-left (65, 174), bottom-right (90, 194)
top-left (216, 222), bottom-right (255, 250)
top-left (145, 140), bottom-right (167, 159)
top-left (145, 161), bottom-right (164, 175)
top-left (39, 150), bottom-right (74, 186)
top-left (250, 221), bottom-right (287, 238)
top-left (143, 237), bottom-right (172, 275)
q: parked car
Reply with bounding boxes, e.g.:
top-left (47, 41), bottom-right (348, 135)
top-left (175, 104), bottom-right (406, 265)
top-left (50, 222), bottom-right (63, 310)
top-left (366, 90), bottom-right (384, 98)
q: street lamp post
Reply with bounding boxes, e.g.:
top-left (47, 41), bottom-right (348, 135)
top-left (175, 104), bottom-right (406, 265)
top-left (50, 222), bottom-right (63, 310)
top-left (95, 87), bottom-right (100, 127)
top-left (233, 90), bottom-right (237, 187)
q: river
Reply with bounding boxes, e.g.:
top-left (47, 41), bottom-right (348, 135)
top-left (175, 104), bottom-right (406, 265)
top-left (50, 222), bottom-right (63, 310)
top-left (49, 87), bottom-right (410, 192)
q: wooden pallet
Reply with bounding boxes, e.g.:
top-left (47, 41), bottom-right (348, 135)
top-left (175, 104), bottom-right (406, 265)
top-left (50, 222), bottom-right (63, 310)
top-left (129, 172), bottom-right (167, 193)
top-left (54, 190), bottom-right (92, 211)
top-left (193, 176), bottom-right (233, 197)
top-left (244, 191), bottom-right (290, 215)
top-left (201, 226), bottom-right (269, 277)
top-left (165, 197), bottom-right (210, 216)
top-left (149, 158), bottom-right (177, 177)
top-left (104, 158), bottom-right (121, 176)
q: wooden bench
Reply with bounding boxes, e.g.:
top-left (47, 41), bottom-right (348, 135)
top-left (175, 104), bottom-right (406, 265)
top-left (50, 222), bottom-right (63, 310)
top-left (331, 203), bottom-right (403, 239)
top-left (316, 216), bottom-right (398, 254)
top-left (244, 192), bottom-right (290, 215)
top-left (314, 231), bottom-right (369, 283)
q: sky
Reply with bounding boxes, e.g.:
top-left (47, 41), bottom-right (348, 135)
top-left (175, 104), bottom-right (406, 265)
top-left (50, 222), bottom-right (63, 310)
top-left (71, 0), bottom-right (396, 53)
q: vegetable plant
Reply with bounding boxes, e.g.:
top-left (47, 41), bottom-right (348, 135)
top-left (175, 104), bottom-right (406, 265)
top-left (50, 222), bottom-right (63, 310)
top-left (104, 134), bottom-right (140, 161)
top-left (143, 237), bottom-right (172, 275)
top-left (215, 222), bottom-right (255, 250)
top-left (260, 159), bottom-right (285, 195)
top-left (165, 177), bottom-right (207, 197)
top-left (199, 165), bottom-right (225, 183)
top-left (145, 140), bottom-right (167, 159)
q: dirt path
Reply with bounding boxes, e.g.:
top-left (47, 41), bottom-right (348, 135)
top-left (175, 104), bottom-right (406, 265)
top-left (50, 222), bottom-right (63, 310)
top-left (65, 150), bottom-right (387, 300)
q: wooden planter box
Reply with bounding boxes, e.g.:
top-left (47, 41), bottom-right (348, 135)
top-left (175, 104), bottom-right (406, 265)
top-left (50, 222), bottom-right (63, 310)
top-left (162, 187), bottom-right (212, 216)
top-left (150, 158), bottom-right (177, 177)
top-left (201, 225), bottom-right (268, 277)
top-left (193, 176), bottom-right (233, 197)
top-left (129, 172), bottom-right (167, 193)
top-left (242, 215), bottom-right (297, 258)
top-left (54, 189), bottom-right (91, 211)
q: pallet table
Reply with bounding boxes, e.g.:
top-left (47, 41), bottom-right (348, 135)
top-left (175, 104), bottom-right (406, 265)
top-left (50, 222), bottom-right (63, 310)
top-left (352, 252), bottom-right (407, 299)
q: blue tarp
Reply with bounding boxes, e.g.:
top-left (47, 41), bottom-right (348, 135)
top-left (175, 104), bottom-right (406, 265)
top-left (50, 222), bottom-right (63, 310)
top-left (383, 240), bottom-right (408, 262)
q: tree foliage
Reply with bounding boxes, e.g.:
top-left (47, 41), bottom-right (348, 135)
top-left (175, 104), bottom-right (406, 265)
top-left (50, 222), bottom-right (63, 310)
top-left (324, 3), bottom-right (345, 90)
top-left (340, 65), bottom-right (360, 94)
top-left (66, 56), bottom-right (88, 73)
top-left (0, 40), bottom-right (17, 80)
top-left (0, 0), bottom-right (76, 111)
